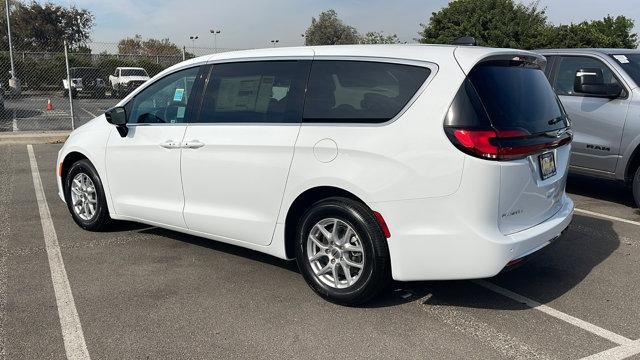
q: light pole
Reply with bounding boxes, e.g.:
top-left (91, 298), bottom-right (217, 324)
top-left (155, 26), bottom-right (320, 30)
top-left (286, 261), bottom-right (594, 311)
top-left (301, 33), bottom-right (306, 45)
top-left (270, 39), bottom-right (279, 47)
top-left (4, 0), bottom-right (19, 95)
top-left (189, 35), bottom-right (199, 49)
top-left (209, 29), bottom-right (221, 53)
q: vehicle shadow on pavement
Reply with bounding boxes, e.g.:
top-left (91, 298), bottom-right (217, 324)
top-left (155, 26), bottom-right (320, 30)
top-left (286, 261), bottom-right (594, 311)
top-left (367, 215), bottom-right (620, 310)
top-left (139, 227), bottom-right (300, 274)
top-left (567, 174), bottom-right (635, 208)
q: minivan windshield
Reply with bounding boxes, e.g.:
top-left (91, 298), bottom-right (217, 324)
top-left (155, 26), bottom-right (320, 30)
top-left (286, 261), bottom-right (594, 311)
top-left (609, 53), bottom-right (640, 86)
top-left (468, 62), bottom-right (567, 135)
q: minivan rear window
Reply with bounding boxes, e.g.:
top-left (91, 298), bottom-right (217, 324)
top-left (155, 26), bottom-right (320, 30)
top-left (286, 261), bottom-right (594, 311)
top-left (466, 61), bottom-right (567, 134)
top-left (303, 61), bottom-right (430, 123)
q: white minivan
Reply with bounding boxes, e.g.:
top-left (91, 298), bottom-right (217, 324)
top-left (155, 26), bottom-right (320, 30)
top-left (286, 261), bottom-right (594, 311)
top-left (56, 45), bottom-right (574, 304)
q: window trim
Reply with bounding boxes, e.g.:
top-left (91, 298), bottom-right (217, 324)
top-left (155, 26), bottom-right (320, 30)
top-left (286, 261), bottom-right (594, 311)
top-left (548, 54), bottom-right (629, 100)
top-left (301, 56), bottom-right (438, 127)
top-left (125, 65), bottom-right (206, 127)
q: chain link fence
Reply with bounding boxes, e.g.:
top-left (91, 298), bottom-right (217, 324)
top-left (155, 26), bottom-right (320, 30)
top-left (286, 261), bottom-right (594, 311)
top-left (0, 42), bottom-right (246, 133)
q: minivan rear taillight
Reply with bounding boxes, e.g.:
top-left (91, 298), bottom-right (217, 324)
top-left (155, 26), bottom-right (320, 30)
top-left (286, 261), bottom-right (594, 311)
top-left (445, 127), bottom-right (571, 161)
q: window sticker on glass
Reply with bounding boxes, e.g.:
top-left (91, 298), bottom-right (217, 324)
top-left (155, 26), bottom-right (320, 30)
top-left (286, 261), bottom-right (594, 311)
top-left (173, 88), bottom-right (185, 101)
top-left (176, 106), bottom-right (186, 119)
top-left (216, 75), bottom-right (274, 113)
top-left (613, 55), bottom-right (630, 64)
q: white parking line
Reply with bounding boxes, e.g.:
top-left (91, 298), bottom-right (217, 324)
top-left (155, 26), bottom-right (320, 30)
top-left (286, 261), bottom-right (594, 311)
top-left (575, 208), bottom-right (640, 227)
top-left (12, 110), bottom-right (17, 132)
top-left (473, 280), bottom-right (634, 346)
top-left (27, 145), bottom-right (91, 360)
top-left (80, 108), bottom-right (97, 118)
top-left (579, 339), bottom-right (640, 360)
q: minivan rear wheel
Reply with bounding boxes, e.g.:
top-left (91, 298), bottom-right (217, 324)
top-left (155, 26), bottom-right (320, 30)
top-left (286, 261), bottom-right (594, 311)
top-left (295, 197), bottom-right (390, 305)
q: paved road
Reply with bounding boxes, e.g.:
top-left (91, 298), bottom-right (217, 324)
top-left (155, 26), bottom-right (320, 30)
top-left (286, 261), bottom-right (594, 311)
top-left (1, 143), bottom-right (639, 359)
top-left (1, 97), bottom-right (117, 132)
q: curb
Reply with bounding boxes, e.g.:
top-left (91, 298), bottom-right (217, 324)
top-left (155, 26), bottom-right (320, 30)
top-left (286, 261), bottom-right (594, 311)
top-left (0, 131), bottom-right (70, 145)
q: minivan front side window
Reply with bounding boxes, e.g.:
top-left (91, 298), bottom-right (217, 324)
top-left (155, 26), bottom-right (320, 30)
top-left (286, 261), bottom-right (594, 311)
top-left (127, 67), bottom-right (199, 124)
top-left (303, 61), bottom-right (430, 123)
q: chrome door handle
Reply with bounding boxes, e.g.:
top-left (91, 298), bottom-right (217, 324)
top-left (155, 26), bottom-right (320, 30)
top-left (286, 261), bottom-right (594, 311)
top-left (159, 140), bottom-right (180, 149)
top-left (182, 140), bottom-right (205, 149)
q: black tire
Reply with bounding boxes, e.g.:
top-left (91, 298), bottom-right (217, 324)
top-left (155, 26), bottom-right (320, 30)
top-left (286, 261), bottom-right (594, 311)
top-left (64, 159), bottom-right (112, 231)
top-left (295, 197), bottom-right (391, 305)
top-left (633, 167), bottom-right (640, 208)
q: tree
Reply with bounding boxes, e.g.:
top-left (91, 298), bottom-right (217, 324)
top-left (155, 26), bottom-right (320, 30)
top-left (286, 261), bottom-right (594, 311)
top-left (418, 0), bottom-right (549, 49)
top-left (542, 16), bottom-right (637, 49)
top-left (359, 31), bottom-right (401, 44)
top-left (0, 1), bottom-right (94, 52)
top-left (118, 34), bottom-right (183, 56)
top-left (418, 0), bottom-right (638, 49)
top-left (304, 9), bottom-right (359, 45)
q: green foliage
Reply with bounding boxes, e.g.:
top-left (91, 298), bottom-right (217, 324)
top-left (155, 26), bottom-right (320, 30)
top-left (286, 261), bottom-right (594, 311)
top-left (541, 15), bottom-right (638, 48)
top-left (118, 34), bottom-right (183, 56)
top-left (418, 0), bottom-right (549, 48)
top-left (304, 10), bottom-right (359, 45)
top-left (359, 32), bottom-right (401, 44)
top-left (0, 1), bottom-right (94, 52)
top-left (418, 0), bottom-right (638, 49)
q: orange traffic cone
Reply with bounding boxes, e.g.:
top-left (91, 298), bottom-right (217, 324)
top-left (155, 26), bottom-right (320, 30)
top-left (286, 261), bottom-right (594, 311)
top-left (46, 98), bottom-right (53, 111)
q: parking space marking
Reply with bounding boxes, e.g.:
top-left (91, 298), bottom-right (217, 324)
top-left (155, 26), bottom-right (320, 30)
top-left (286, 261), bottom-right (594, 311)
top-left (579, 339), bottom-right (640, 360)
top-left (575, 208), bottom-right (640, 227)
top-left (12, 110), bottom-right (17, 132)
top-left (27, 145), bottom-right (91, 360)
top-left (473, 280), bottom-right (634, 346)
top-left (80, 108), bottom-right (97, 118)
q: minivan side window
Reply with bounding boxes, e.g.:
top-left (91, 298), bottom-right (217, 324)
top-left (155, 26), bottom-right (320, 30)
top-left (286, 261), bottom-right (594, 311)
top-left (303, 61), bottom-right (430, 123)
top-left (553, 56), bottom-right (620, 96)
top-left (197, 61), bottom-right (310, 123)
top-left (128, 66), bottom-right (200, 124)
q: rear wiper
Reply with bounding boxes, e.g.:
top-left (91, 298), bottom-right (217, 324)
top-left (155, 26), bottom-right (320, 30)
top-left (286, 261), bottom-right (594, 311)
top-left (548, 116), bottom-right (566, 125)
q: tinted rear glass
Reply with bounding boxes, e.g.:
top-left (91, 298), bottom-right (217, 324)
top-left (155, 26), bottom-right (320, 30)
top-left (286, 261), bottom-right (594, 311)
top-left (468, 62), bottom-right (566, 134)
top-left (303, 61), bottom-right (430, 123)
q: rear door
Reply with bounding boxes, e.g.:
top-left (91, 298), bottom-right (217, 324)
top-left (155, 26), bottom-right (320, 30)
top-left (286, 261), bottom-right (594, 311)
top-left (180, 59), bottom-right (311, 245)
top-left (550, 55), bottom-right (629, 173)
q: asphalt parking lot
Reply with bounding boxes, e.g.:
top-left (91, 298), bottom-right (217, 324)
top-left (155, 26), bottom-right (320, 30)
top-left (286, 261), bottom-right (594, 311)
top-left (1, 143), bottom-right (639, 359)
top-left (0, 96), bottom-right (117, 132)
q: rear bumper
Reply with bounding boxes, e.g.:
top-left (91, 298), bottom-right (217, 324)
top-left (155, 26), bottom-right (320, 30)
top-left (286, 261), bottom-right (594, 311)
top-left (376, 194), bottom-right (573, 281)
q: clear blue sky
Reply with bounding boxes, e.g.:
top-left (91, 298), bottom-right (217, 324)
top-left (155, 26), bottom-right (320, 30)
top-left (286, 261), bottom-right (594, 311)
top-left (58, 0), bottom-right (640, 49)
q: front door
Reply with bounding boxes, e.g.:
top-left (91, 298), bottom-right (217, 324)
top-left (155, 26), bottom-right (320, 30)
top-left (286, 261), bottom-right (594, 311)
top-left (106, 66), bottom-right (202, 227)
top-left (181, 59), bottom-right (311, 245)
top-left (552, 55), bottom-right (630, 173)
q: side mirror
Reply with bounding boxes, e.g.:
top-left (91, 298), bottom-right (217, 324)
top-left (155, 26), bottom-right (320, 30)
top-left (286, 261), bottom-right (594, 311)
top-left (574, 68), bottom-right (622, 98)
top-left (105, 107), bottom-right (129, 137)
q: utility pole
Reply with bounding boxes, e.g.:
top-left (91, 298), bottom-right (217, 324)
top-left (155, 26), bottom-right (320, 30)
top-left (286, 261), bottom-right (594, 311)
top-left (209, 29), bottom-right (221, 53)
top-left (5, 0), bottom-right (20, 95)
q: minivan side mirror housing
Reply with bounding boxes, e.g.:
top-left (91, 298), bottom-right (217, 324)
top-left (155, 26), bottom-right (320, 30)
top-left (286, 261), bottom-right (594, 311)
top-left (105, 106), bottom-right (129, 137)
top-left (573, 68), bottom-right (622, 98)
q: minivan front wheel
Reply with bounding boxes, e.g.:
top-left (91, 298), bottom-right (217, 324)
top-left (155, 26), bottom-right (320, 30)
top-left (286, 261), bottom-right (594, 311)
top-left (296, 197), bottom-right (390, 305)
top-left (64, 159), bottom-right (111, 231)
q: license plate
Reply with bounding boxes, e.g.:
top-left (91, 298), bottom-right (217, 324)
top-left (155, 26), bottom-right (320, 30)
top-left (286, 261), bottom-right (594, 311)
top-left (538, 152), bottom-right (557, 180)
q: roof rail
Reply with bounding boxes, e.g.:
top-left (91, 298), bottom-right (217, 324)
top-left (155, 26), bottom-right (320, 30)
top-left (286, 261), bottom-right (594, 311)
top-left (452, 36), bottom-right (477, 46)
